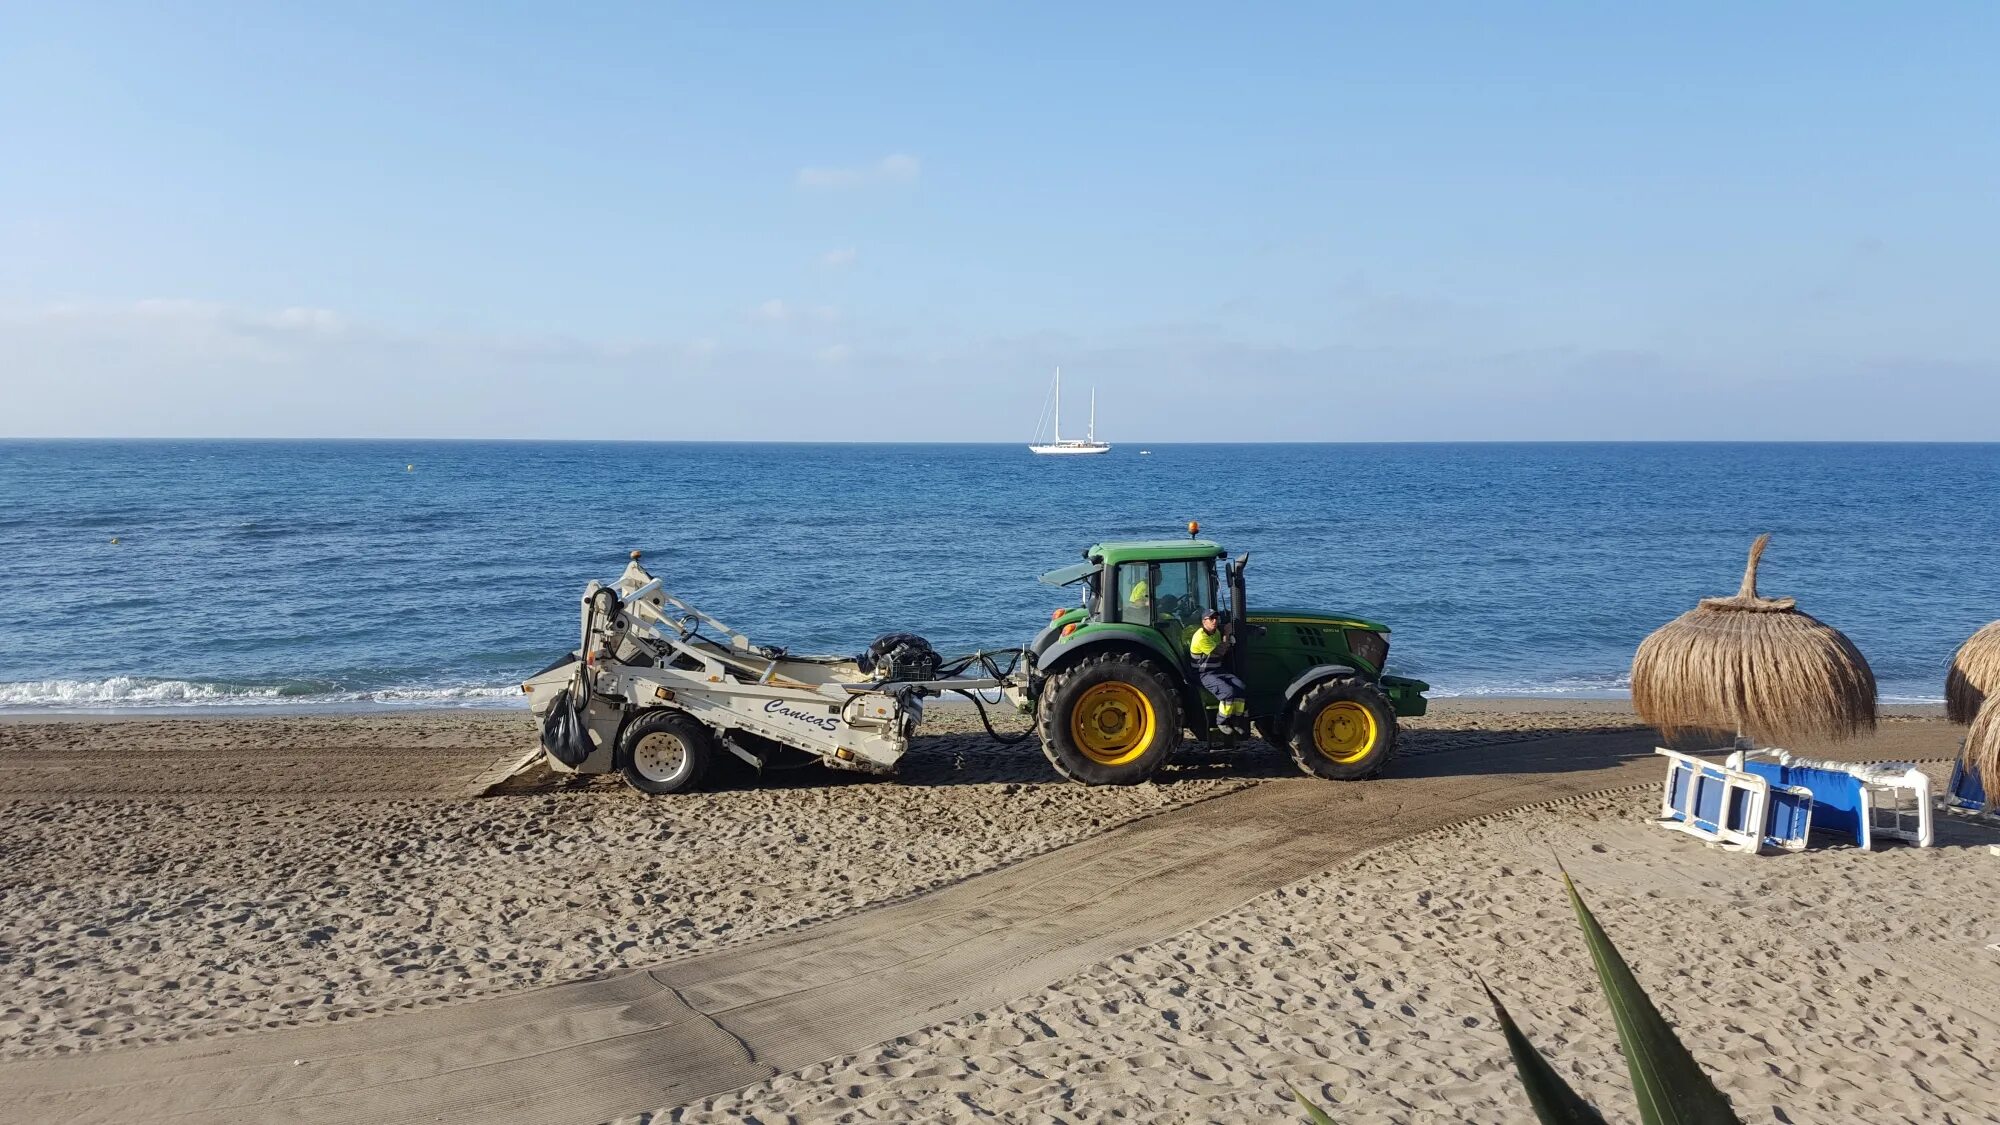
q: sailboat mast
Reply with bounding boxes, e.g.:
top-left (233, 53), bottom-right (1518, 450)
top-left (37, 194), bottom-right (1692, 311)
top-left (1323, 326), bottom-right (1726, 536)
top-left (1088, 387), bottom-right (1096, 442)
top-left (1053, 367), bottom-right (1062, 443)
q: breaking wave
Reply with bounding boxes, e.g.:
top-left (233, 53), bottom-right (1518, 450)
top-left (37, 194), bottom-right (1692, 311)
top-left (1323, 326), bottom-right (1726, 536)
top-left (0, 677), bottom-right (524, 711)
top-left (1429, 671), bottom-right (1941, 704)
top-left (1429, 671), bottom-right (1633, 699)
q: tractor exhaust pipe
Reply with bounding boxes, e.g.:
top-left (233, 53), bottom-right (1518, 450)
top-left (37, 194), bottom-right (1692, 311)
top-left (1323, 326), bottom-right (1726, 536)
top-left (1226, 553), bottom-right (1251, 680)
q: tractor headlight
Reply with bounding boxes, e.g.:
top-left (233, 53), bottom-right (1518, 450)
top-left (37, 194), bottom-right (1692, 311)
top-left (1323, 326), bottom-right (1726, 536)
top-left (1343, 628), bottom-right (1389, 672)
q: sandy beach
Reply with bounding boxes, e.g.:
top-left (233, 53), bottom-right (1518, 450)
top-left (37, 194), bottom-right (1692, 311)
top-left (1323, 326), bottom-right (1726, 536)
top-left (2, 702), bottom-right (1993, 1123)
top-left (678, 782), bottom-right (2000, 1124)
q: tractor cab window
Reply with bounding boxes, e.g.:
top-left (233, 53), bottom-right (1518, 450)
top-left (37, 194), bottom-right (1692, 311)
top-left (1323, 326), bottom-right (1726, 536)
top-left (1113, 561), bottom-right (1216, 628)
top-left (1151, 561), bottom-right (1215, 626)
top-left (1115, 564), bottom-right (1152, 623)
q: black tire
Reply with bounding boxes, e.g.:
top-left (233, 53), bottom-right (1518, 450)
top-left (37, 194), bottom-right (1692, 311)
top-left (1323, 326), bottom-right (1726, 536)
top-left (616, 709), bottom-right (715, 795)
top-left (1287, 678), bottom-right (1397, 780)
top-left (1253, 717), bottom-right (1289, 747)
top-left (1035, 653), bottom-right (1183, 785)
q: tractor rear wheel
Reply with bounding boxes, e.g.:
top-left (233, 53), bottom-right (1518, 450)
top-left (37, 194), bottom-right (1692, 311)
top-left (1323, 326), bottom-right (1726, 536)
top-left (617, 709), bottom-right (715, 795)
top-left (1288, 678), bottom-right (1397, 781)
top-left (1036, 653), bottom-right (1182, 785)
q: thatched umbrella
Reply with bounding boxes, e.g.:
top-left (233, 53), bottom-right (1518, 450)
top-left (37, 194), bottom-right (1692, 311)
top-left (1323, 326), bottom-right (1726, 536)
top-left (1945, 620), bottom-right (2000, 724)
top-left (1631, 534), bottom-right (1877, 746)
top-left (1965, 699), bottom-right (2000, 786)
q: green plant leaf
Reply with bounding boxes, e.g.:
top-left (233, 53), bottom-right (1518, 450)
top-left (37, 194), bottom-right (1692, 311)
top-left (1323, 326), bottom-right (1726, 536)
top-left (1290, 1085), bottom-right (1336, 1124)
top-left (1483, 981), bottom-right (1610, 1124)
top-left (1563, 871), bottom-right (1742, 1125)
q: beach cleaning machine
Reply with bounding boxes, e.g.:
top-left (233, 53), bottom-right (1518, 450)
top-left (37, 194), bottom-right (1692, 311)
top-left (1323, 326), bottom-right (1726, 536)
top-left (512, 552), bottom-right (1028, 794)
top-left (500, 531), bottom-right (1428, 796)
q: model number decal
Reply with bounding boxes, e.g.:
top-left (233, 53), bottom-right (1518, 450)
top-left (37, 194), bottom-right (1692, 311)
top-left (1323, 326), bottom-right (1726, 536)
top-left (764, 699), bottom-right (840, 731)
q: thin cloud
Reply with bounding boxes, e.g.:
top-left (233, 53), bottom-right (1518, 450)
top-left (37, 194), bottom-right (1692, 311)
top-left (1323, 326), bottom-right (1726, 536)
top-left (10, 298), bottom-right (1998, 440)
top-left (819, 247), bottom-right (858, 269)
top-left (751, 299), bottom-right (839, 326)
top-left (36, 299), bottom-right (349, 336)
top-left (795, 154), bottom-right (920, 190)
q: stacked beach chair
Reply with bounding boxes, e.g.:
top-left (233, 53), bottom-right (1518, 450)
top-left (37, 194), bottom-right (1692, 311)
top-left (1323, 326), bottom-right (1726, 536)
top-left (1631, 535), bottom-right (1945, 856)
top-left (1654, 747), bottom-right (1934, 854)
top-left (1943, 759), bottom-right (1993, 820)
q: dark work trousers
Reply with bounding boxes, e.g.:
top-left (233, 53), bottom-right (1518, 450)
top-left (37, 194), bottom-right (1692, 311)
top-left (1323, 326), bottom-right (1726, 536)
top-left (1199, 670), bottom-right (1246, 702)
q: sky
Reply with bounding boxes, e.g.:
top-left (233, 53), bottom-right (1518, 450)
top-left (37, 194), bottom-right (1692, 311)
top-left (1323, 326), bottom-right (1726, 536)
top-left (2, 3), bottom-right (1997, 441)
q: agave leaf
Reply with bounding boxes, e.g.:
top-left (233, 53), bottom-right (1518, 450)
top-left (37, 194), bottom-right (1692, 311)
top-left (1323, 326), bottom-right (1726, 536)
top-left (1290, 1085), bottom-right (1337, 1124)
top-left (1483, 981), bottom-right (1610, 1125)
top-left (1563, 872), bottom-right (1742, 1125)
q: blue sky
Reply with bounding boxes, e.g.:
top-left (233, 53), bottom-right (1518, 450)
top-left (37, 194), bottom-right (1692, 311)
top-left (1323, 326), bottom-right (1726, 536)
top-left (3, 4), bottom-right (1996, 439)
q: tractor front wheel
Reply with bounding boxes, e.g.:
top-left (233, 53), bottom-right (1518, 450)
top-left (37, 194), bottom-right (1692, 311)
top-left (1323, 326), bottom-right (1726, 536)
top-left (1288, 678), bottom-right (1397, 781)
top-left (1253, 717), bottom-right (1290, 748)
top-left (1036, 653), bottom-right (1182, 785)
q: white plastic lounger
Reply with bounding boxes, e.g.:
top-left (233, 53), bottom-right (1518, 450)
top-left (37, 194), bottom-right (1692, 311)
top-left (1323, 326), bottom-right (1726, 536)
top-left (1762, 780), bottom-right (1816, 852)
top-left (1728, 748), bottom-right (1933, 849)
top-left (1655, 748), bottom-right (1813, 854)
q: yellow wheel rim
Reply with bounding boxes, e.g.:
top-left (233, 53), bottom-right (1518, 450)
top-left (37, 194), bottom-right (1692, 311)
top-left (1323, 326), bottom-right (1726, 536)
top-left (1313, 701), bottom-right (1379, 764)
top-left (1069, 681), bottom-right (1157, 766)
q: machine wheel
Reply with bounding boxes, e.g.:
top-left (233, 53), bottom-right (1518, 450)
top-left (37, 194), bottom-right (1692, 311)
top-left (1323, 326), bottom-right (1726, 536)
top-left (1253, 716), bottom-right (1290, 747)
top-left (616, 710), bottom-right (715, 795)
top-left (1035, 653), bottom-right (1182, 785)
top-left (1287, 678), bottom-right (1397, 781)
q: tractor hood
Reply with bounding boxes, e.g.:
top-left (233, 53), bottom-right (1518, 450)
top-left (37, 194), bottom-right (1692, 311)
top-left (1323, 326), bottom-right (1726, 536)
top-left (1246, 606), bottom-right (1391, 634)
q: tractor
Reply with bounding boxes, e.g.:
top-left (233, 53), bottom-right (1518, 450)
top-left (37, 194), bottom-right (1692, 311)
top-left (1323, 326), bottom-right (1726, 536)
top-left (1023, 527), bottom-right (1428, 785)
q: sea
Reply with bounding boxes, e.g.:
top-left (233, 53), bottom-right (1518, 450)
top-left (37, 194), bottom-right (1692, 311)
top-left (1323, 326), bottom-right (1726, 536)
top-left (1, 441), bottom-right (1994, 711)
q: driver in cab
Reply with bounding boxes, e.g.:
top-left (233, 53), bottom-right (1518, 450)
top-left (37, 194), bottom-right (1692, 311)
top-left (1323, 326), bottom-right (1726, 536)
top-left (1190, 608), bottom-right (1249, 732)
top-left (1125, 575), bottom-right (1150, 619)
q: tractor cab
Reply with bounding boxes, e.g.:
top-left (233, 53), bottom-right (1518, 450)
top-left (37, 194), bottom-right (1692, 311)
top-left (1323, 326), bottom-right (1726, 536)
top-left (1035, 539), bottom-right (1231, 674)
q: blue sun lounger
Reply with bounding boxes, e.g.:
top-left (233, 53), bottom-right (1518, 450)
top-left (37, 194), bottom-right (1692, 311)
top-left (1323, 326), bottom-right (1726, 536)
top-left (1943, 760), bottom-right (1992, 819)
top-left (1655, 749), bottom-right (1814, 853)
top-left (1728, 748), bottom-right (1934, 848)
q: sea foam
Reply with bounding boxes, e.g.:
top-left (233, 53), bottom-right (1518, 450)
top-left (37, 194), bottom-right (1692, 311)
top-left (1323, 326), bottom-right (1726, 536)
top-left (0, 677), bottom-right (523, 710)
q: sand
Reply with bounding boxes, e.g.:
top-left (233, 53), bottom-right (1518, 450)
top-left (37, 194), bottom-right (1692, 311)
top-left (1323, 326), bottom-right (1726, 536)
top-left (3, 702), bottom-right (1990, 1124)
top-left (0, 703), bottom-right (1627, 1059)
top-left (0, 707), bottom-right (1247, 1056)
top-left (669, 779), bottom-right (2000, 1125)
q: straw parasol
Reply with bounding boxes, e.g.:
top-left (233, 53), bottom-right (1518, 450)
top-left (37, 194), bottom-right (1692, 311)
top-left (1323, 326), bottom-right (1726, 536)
top-left (1945, 620), bottom-right (2000, 724)
top-left (1631, 534), bottom-right (1877, 746)
top-left (1965, 698), bottom-right (2000, 785)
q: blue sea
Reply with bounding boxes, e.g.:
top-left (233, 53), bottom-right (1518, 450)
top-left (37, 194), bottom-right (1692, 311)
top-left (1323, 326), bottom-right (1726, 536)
top-left (0, 441), bottom-right (1994, 711)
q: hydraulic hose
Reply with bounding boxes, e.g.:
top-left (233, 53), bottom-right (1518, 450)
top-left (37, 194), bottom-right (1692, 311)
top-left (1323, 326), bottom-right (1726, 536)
top-left (936, 648), bottom-right (1034, 745)
top-left (935, 648), bottom-right (1024, 681)
top-left (951, 688), bottom-right (1034, 744)
top-left (575, 592), bottom-right (600, 697)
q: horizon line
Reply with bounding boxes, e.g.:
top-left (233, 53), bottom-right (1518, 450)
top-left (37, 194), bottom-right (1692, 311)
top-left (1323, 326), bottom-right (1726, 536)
top-left (1, 437), bottom-right (1996, 446)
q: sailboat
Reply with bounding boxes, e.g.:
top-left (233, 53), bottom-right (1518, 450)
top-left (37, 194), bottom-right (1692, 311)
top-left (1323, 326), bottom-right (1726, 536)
top-left (1028, 367), bottom-right (1112, 455)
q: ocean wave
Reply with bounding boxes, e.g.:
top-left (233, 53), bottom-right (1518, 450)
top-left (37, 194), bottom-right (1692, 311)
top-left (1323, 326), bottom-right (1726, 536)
top-left (0, 673), bottom-right (1946, 712)
top-left (1429, 673), bottom-right (1943, 705)
top-left (228, 522), bottom-right (303, 541)
top-left (0, 677), bottom-right (285, 707)
top-left (1429, 672), bottom-right (1633, 698)
top-left (346, 685), bottom-right (524, 706)
top-left (0, 677), bottom-right (525, 710)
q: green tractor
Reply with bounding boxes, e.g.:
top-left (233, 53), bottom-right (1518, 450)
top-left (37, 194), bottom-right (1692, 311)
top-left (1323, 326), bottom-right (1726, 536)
top-left (1022, 529), bottom-right (1429, 785)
